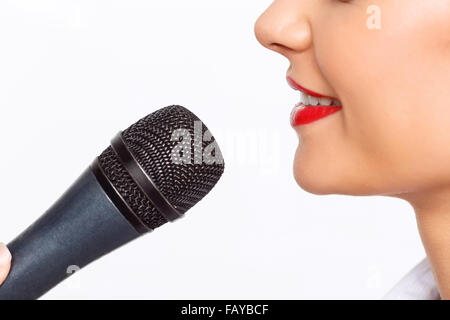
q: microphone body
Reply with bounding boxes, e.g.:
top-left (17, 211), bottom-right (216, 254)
top-left (0, 167), bottom-right (141, 300)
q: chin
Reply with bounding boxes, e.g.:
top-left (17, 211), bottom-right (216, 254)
top-left (293, 163), bottom-right (339, 196)
top-left (292, 146), bottom-right (340, 195)
top-left (292, 145), bottom-right (389, 197)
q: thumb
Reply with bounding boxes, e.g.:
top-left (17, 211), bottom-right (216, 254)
top-left (0, 243), bottom-right (12, 286)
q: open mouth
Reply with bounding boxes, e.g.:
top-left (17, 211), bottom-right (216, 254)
top-left (287, 76), bottom-right (342, 106)
top-left (287, 77), bottom-right (342, 127)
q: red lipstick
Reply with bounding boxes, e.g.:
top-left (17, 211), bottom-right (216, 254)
top-left (287, 77), bottom-right (342, 127)
top-left (290, 104), bottom-right (342, 126)
top-left (287, 77), bottom-right (335, 99)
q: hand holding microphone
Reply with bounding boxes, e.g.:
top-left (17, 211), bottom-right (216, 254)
top-left (0, 244), bottom-right (11, 286)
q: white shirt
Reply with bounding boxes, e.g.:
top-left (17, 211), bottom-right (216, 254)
top-left (383, 258), bottom-right (441, 300)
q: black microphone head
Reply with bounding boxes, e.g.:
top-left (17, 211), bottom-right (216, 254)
top-left (97, 105), bottom-right (225, 231)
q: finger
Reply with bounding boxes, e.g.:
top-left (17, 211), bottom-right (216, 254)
top-left (0, 243), bottom-right (12, 285)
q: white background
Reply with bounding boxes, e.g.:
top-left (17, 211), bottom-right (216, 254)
top-left (0, 0), bottom-right (424, 300)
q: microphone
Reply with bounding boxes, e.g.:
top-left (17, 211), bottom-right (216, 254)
top-left (0, 105), bottom-right (225, 300)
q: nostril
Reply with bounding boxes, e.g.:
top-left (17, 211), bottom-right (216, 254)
top-left (268, 42), bottom-right (295, 54)
top-left (254, 23), bottom-right (289, 55)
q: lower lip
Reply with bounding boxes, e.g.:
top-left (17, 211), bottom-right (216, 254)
top-left (290, 104), bottom-right (342, 127)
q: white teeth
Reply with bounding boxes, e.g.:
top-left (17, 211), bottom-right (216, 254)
top-left (299, 91), bottom-right (341, 107)
top-left (299, 92), bottom-right (309, 105)
top-left (309, 96), bottom-right (320, 106)
top-left (319, 97), bottom-right (333, 106)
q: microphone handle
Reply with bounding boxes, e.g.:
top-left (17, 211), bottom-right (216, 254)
top-left (0, 168), bottom-right (142, 300)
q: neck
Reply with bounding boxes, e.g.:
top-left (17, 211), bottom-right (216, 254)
top-left (399, 187), bottom-right (450, 299)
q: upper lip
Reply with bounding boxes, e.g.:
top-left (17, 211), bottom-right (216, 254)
top-left (287, 76), bottom-right (338, 100)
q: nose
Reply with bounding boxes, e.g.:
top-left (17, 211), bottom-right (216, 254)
top-left (254, 1), bottom-right (312, 57)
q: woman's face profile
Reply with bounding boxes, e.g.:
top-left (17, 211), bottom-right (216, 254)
top-left (255, 0), bottom-right (450, 199)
